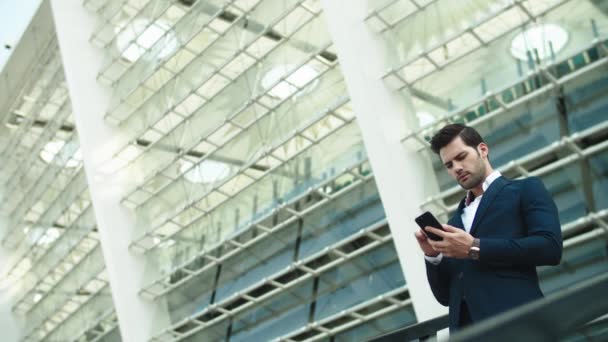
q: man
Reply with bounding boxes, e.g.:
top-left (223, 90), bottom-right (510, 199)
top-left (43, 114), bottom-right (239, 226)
top-left (414, 124), bottom-right (562, 331)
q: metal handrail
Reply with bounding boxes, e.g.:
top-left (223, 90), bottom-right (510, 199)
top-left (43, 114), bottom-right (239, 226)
top-left (451, 272), bottom-right (608, 342)
top-left (366, 313), bottom-right (448, 342)
top-left (367, 272), bottom-right (608, 342)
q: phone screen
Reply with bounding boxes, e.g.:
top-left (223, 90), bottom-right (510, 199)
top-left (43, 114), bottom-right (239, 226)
top-left (415, 211), bottom-right (444, 241)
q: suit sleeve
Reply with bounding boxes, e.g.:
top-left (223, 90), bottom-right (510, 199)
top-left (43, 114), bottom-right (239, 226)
top-left (425, 260), bottom-right (450, 306)
top-left (479, 177), bottom-right (563, 266)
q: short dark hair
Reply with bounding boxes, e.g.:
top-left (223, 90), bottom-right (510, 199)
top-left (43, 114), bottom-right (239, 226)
top-left (430, 124), bottom-right (485, 154)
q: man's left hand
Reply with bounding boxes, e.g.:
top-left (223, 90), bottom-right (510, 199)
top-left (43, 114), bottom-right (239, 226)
top-left (425, 225), bottom-right (475, 259)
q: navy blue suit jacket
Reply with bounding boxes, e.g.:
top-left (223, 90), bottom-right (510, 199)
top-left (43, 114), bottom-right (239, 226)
top-left (425, 176), bottom-right (563, 331)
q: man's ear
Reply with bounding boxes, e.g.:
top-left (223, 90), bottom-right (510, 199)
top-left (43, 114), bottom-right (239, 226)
top-left (477, 143), bottom-right (489, 158)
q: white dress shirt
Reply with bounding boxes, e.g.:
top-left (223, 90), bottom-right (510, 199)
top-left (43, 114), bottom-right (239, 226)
top-left (425, 170), bottom-right (502, 265)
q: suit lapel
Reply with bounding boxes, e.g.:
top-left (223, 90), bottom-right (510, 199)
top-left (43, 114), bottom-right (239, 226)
top-left (469, 176), bottom-right (509, 236)
top-left (452, 199), bottom-right (466, 230)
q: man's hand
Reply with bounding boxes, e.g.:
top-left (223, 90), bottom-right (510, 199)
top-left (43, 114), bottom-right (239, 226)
top-left (415, 229), bottom-right (440, 257)
top-left (426, 225), bottom-right (475, 259)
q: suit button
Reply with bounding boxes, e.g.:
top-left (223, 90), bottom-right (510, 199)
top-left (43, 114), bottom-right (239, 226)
top-left (458, 272), bottom-right (463, 279)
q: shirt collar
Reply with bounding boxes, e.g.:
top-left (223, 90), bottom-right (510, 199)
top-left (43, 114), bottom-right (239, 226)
top-left (465, 170), bottom-right (502, 206)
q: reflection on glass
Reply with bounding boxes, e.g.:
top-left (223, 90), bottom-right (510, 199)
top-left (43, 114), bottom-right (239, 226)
top-left (115, 18), bottom-right (178, 62)
top-left (5, 113), bottom-right (25, 129)
top-left (336, 306), bottom-right (417, 341)
top-left (180, 159), bottom-right (230, 184)
top-left (261, 64), bottom-right (320, 99)
top-left (510, 23), bottom-right (569, 61)
top-left (540, 238), bottom-right (608, 294)
top-left (153, 236), bottom-right (176, 249)
top-left (417, 111), bottom-right (435, 126)
top-left (39, 140), bottom-right (82, 168)
top-left (25, 226), bottom-right (61, 246)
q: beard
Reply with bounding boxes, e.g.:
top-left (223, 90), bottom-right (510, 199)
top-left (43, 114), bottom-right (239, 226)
top-left (458, 159), bottom-right (486, 190)
top-left (458, 171), bottom-right (485, 190)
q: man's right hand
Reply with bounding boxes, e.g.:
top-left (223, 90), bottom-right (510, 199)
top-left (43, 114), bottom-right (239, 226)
top-left (415, 229), bottom-right (440, 257)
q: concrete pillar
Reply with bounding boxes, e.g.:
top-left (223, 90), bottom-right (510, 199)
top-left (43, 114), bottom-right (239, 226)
top-left (50, 1), bottom-right (170, 341)
top-left (320, 0), bottom-right (447, 321)
top-left (0, 216), bottom-right (22, 342)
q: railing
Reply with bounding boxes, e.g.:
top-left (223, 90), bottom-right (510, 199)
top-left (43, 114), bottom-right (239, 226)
top-left (367, 313), bottom-right (448, 342)
top-left (367, 272), bottom-right (608, 341)
top-left (451, 272), bottom-right (608, 342)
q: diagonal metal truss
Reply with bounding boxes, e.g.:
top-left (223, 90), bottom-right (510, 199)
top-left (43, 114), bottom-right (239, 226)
top-left (24, 276), bottom-right (111, 342)
top-left (20, 247), bottom-right (109, 341)
top-left (71, 309), bottom-right (119, 342)
top-left (128, 97), bottom-right (354, 254)
top-left (149, 187), bottom-right (607, 341)
top-left (2, 166), bottom-right (90, 283)
top-left (119, 54), bottom-right (337, 211)
top-left (101, 0), bottom-right (321, 123)
top-left (401, 37), bottom-right (608, 150)
top-left (150, 218), bottom-right (393, 341)
top-left (364, 0), bottom-right (440, 33)
top-left (278, 287), bottom-right (412, 342)
top-left (140, 157), bottom-right (374, 300)
top-left (381, 0), bottom-right (573, 91)
top-left (11, 202), bottom-right (96, 314)
top-left (0, 30), bottom-right (117, 342)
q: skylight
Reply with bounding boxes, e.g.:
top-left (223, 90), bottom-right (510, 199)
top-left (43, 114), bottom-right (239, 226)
top-left (261, 64), bottom-right (320, 99)
top-left (180, 159), bottom-right (230, 184)
top-left (40, 140), bottom-right (82, 168)
top-left (115, 18), bottom-right (178, 62)
top-left (510, 23), bottom-right (568, 61)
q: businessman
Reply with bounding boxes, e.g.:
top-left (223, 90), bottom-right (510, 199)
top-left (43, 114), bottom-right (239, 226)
top-left (414, 124), bottom-right (562, 331)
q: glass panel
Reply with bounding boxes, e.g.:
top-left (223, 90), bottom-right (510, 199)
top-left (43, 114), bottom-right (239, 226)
top-left (315, 247), bottom-right (405, 321)
top-left (539, 238), bottom-right (608, 294)
top-left (590, 149), bottom-right (608, 210)
top-left (334, 306), bottom-right (417, 342)
top-left (298, 180), bottom-right (384, 260)
top-left (229, 279), bottom-right (313, 342)
top-left (564, 63), bottom-right (608, 133)
top-left (213, 230), bottom-right (296, 303)
top-left (539, 165), bottom-right (587, 225)
top-left (0, 36), bottom-right (119, 341)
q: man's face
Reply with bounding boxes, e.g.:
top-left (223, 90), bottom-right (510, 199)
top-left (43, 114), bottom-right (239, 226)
top-left (439, 136), bottom-right (488, 190)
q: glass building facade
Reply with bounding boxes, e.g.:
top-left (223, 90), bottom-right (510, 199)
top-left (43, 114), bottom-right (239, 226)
top-left (0, 0), bottom-right (606, 341)
top-left (0, 33), bottom-right (119, 341)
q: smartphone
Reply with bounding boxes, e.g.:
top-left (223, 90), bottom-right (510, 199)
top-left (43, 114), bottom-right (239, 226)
top-left (415, 211), bottom-right (444, 241)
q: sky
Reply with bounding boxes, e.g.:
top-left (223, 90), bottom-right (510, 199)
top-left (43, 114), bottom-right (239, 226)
top-left (0, 0), bottom-right (42, 71)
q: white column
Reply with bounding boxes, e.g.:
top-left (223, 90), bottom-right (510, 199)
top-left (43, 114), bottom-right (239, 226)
top-left (0, 215), bottom-right (22, 342)
top-left (320, 0), bottom-right (447, 321)
top-left (0, 288), bottom-right (19, 342)
top-left (0, 265), bottom-right (21, 342)
top-left (50, 1), bottom-right (170, 341)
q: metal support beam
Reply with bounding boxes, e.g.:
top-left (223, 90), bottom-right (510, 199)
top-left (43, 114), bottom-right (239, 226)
top-left (0, 217), bottom-right (21, 342)
top-left (410, 87), bottom-right (452, 110)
